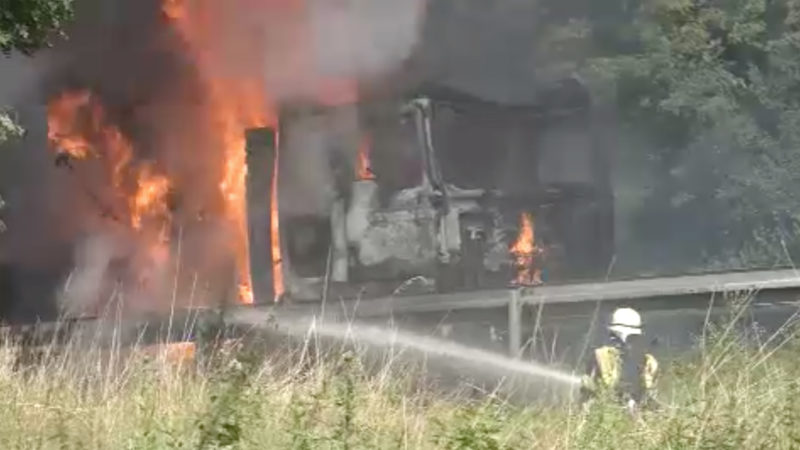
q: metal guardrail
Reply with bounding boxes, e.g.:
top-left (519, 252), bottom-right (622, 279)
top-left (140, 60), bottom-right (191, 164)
top-left (273, 269), bottom-right (800, 357)
top-left (6, 269), bottom-right (800, 358)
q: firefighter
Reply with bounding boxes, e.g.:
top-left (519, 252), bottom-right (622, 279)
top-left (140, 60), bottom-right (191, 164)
top-left (580, 307), bottom-right (659, 413)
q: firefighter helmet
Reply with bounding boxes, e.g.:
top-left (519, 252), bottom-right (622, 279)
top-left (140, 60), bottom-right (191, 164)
top-left (609, 307), bottom-right (642, 338)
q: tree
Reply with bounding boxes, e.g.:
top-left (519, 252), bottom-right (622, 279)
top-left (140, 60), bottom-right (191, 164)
top-left (600, 0), bottom-right (800, 269)
top-left (0, 0), bottom-right (73, 56)
top-left (535, 0), bottom-right (800, 272)
top-left (0, 0), bottom-right (74, 144)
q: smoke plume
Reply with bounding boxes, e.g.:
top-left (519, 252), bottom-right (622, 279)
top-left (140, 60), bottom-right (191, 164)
top-left (0, 0), bottom-right (587, 321)
top-left (0, 0), bottom-right (429, 318)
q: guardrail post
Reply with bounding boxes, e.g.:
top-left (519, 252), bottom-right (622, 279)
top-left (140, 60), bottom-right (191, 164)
top-left (509, 289), bottom-right (522, 358)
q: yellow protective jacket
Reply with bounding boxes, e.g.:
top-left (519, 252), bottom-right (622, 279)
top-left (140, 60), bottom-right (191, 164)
top-left (580, 342), bottom-right (658, 404)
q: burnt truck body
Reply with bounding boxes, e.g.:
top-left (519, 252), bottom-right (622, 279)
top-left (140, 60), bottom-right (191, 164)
top-left (245, 78), bottom-right (614, 303)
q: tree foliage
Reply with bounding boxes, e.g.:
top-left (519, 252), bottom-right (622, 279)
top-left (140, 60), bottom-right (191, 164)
top-left (0, 0), bottom-right (73, 145)
top-left (0, 109), bottom-right (24, 143)
top-left (539, 0), bottom-right (800, 271)
top-left (0, 0), bottom-right (73, 56)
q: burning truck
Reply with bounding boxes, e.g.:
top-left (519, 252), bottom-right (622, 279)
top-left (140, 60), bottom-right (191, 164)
top-left (247, 77), bottom-right (614, 303)
top-left (2, 1), bottom-right (615, 322)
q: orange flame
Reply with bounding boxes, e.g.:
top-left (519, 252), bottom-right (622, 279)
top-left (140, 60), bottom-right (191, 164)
top-left (48, 90), bottom-right (173, 308)
top-left (220, 120), bottom-right (256, 305)
top-left (162, 0), bottom-right (360, 303)
top-left (161, 0), bottom-right (185, 21)
top-left (271, 132), bottom-right (284, 300)
top-left (47, 91), bottom-right (95, 159)
top-left (356, 134), bottom-right (375, 181)
top-left (47, 90), bottom-right (172, 235)
top-left (162, 1), bottom-right (278, 304)
top-left (131, 165), bottom-right (171, 231)
top-left (510, 213), bottom-right (542, 285)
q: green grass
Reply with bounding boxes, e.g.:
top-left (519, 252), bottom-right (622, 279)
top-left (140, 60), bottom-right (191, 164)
top-left (2, 311), bottom-right (800, 449)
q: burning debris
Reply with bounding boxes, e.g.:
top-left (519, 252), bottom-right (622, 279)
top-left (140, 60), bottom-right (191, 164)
top-left (47, 91), bottom-right (172, 241)
top-left (46, 90), bottom-right (175, 313)
top-left (162, 2), bottom-right (273, 305)
top-left (356, 134), bottom-right (376, 181)
top-left (47, 91), bottom-right (95, 160)
top-left (511, 213), bottom-right (543, 286)
top-left (270, 134), bottom-right (284, 300)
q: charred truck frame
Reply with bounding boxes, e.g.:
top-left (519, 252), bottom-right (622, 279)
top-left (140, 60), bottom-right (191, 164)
top-left (246, 78), bottom-right (614, 304)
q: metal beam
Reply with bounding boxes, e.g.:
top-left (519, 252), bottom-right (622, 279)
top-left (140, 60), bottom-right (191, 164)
top-left (245, 128), bottom-right (277, 305)
top-left (297, 269), bottom-right (800, 319)
top-left (521, 269), bottom-right (800, 306)
top-left (18, 269), bottom-right (800, 344)
top-left (508, 289), bottom-right (521, 358)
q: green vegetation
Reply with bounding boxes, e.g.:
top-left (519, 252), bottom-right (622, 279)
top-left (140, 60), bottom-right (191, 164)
top-left (0, 0), bottom-right (74, 145)
top-left (2, 314), bottom-right (799, 449)
top-left (0, 0), bottom-right (73, 56)
top-left (0, 109), bottom-right (24, 144)
top-left (531, 0), bottom-right (800, 272)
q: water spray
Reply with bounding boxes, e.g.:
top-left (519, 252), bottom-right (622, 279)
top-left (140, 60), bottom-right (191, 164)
top-left (231, 309), bottom-right (582, 387)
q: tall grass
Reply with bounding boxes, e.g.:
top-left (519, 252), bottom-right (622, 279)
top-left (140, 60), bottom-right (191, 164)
top-left (2, 302), bottom-right (800, 449)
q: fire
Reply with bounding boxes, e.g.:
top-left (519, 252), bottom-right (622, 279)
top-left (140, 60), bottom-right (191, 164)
top-left (270, 131), bottom-right (284, 299)
top-left (356, 134), bottom-right (376, 180)
top-left (48, 90), bottom-right (174, 309)
top-left (219, 117), bottom-right (257, 305)
top-left (163, 1), bottom-right (278, 304)
top-left (161, 0), bottom-right (185, 21)
top-left (510, 212), bottom-right (542, 285)
top-left (47, 90), bottom-right (172, 235)
top-left (131, 165), bottom-right (171, 231)
top-left (162, 0), bottom-right (362, 303)
top-left (47, 91), bottom-right (95, 159)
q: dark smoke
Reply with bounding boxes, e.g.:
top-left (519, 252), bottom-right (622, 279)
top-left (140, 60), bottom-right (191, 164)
top-left (0, 0), bottom-right (228, 321)
top-left (416, 1), bottom-right (568, 103)
top-left (0, 0), bottom-right (571, 322)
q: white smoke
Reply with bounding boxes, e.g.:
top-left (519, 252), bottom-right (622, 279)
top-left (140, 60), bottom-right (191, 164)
top-left (280, 105), bottom-right (359, 217)
top-left (250, 0), bottom-right (426, 217)
top-left (192, 0), bottom-right (425, 104)
top-left (308, 0), bottom-right (425, 79)
top-left (58, 233), bottom-right (118, 317)
top-left (57, 229), bottom-right (179, 317)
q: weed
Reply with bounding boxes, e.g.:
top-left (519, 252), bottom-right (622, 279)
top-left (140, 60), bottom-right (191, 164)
top-left (1, 309), bottom-right (800, 449)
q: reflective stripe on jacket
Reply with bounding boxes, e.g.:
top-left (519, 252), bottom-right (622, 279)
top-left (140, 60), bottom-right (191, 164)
top-left (581, 345), bottom-right (658, 400)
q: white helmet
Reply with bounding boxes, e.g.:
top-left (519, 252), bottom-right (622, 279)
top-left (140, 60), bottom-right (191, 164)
top-left (609, 307), bottom-right (642, 339)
